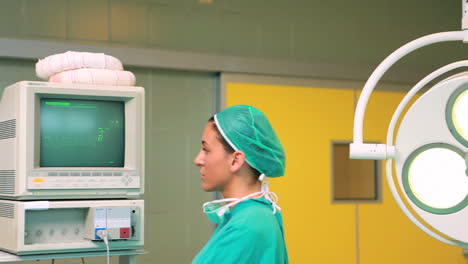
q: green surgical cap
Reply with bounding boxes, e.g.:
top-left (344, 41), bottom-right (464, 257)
top-left (214, 105), bottom-right (285, 177)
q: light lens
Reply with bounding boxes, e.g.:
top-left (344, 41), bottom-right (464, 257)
top-left (451, 90), bottom-right (468, 141)
top-left (406, 146), bottom-right (468, 210)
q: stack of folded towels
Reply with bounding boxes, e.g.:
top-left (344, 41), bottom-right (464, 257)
top-left (36, 51), bottom-right (136, 86)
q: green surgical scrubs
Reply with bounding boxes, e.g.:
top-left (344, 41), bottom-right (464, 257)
top-left (192, 197), bottom-right (288, 264)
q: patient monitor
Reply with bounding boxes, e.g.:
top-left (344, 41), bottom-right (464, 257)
top-left (0, 81), bottom-right (145, 200)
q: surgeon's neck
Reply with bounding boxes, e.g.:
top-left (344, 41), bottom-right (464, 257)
top-left (221, 173), bottom-right (261, 199)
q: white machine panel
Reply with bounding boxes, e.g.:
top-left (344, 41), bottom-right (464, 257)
top-left (0, 199), bottom-right (144, 255)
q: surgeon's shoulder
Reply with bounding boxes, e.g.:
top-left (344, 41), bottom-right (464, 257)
top-left (229, 199), bottom-right (278, 232)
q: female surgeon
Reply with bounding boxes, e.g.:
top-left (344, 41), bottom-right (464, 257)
top-left (192, 104), bottom-right (288, 264)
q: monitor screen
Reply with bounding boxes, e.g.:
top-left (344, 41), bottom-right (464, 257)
top-left (40, 98), bottom-right (125, 167)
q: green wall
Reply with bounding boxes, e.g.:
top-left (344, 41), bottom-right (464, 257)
top-left (0, 0), bottom-right (464, 81)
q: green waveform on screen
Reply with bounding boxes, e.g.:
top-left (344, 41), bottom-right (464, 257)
top-left (45, 102), bottom-right (97, 109)
top-left (45, 102), bottom-right (71, 106)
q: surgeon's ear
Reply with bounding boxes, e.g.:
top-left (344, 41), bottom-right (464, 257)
top-left (230, 151), bottom-right (246, 172)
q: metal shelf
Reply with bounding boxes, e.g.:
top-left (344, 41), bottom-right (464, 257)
top-left (0, 249), bottom-right (145, 263)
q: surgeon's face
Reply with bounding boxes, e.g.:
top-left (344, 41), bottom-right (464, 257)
top-left (194, 122), bottom-right (233, 192)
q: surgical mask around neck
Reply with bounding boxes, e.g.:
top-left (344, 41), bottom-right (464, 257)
top-left (202, 174), bottom-right (281, 224)
top-left (202, 198), bottom-right (237, 224)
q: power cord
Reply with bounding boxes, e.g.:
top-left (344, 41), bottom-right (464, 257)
top-left (49, 232), bottom-right (108, 264)
top-left (97, 229), bottom-right (110, 264)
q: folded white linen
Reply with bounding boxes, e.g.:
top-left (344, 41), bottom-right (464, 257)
top-left (49, 68), bottom-right (136, 86)
top-left (36, 51), bottom-right (123, 80)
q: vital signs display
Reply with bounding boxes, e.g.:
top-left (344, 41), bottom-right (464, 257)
top-left (40, 99), bottom-right (125, 168)
top-left (0, 81), bottom-right (145, 200)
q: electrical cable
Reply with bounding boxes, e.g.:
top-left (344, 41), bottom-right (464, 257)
top-left (97, 229), bottom-right (111, 264)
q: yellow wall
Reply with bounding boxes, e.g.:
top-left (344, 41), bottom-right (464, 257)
top-left (225, 82), bottom-right (468, 264)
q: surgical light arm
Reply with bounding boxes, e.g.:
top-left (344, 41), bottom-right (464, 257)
top-left (350, 31), bottom-right (466, 160)
top-left (353, 0), bottom-right (468, 160)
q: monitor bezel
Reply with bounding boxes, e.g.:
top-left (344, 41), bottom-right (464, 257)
top-left (22, 83), bottom-right (144, 184)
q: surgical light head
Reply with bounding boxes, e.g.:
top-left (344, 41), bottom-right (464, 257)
top-left (214, 105), bottom-right (285, 177)
top-left (393, 74), bottom-right (468, 245)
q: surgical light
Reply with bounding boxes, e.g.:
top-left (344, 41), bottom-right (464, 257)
top-left (350, 0), bottom-right (468, 248)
